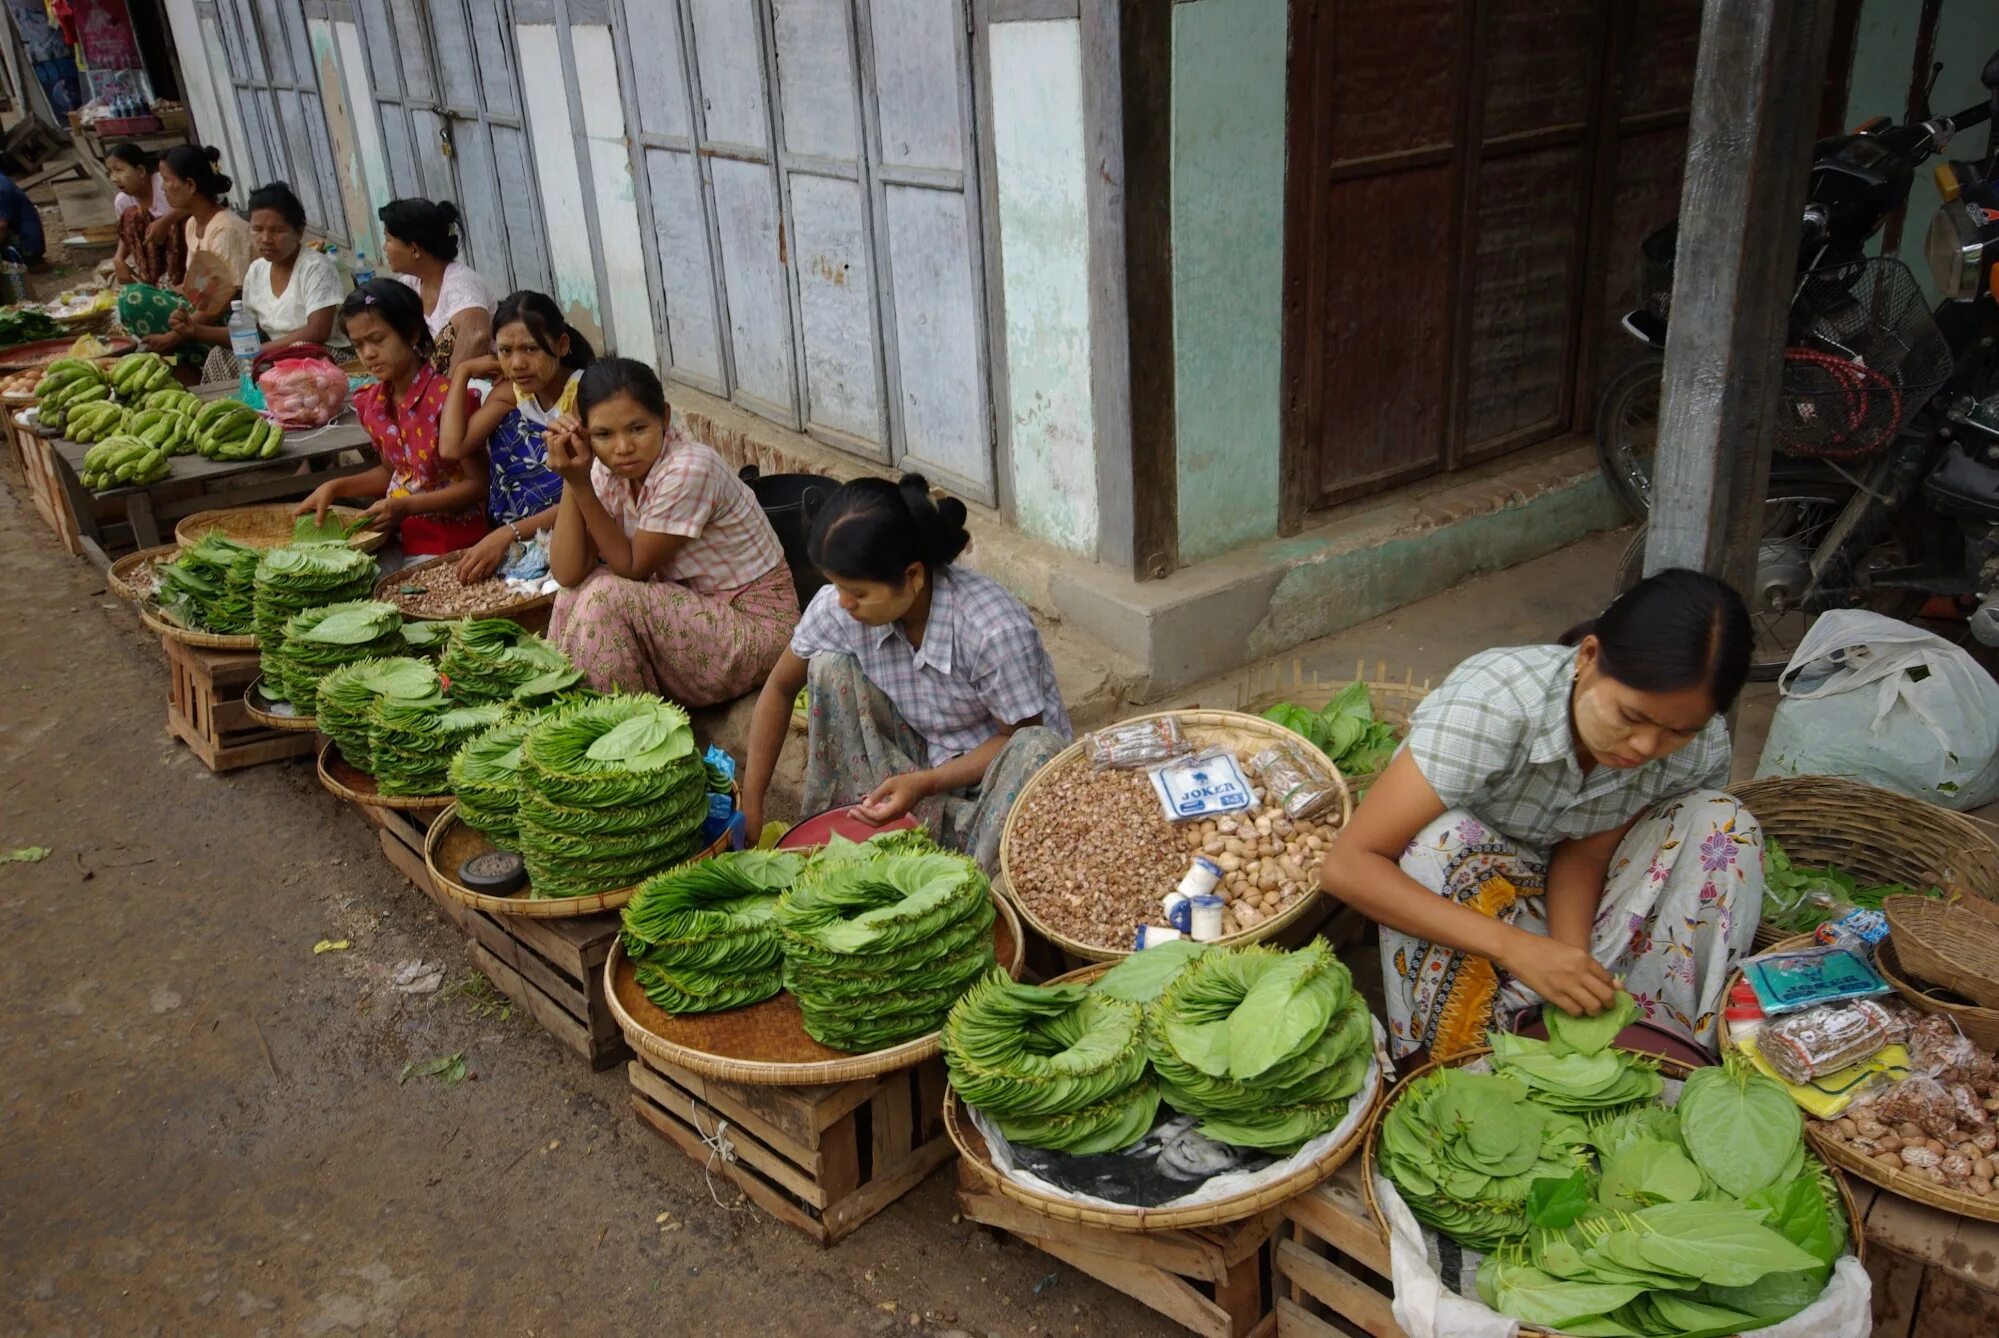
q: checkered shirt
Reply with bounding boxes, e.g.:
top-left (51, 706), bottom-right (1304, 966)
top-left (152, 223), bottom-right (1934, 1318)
top-left (1404, 644), bottom-right (1732, 848)
top-left (791, 565), bottom-right (1073, 767)
top-left (589, 433), bottom-right (784, 594)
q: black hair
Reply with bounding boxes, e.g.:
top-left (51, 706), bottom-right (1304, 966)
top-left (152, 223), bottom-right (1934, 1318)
top-left (246, 181), bottom-right (307, 232)
top-left (105, 142), bottom-right (155, 172)
top-left (377, 197), bottom-right (462, 263)
top-left (808, 474), bottom-right (970, 585)
top-left (338, 278), bottom-right (434, 358)
top-left (160, 144), bottom-right (231, 204)
top-left (1560, 567), bottom-right (1753, 713)
top-left (576, 357), bottom-right (668, 422)
top-left (492, 290), bottom-right (595, 372)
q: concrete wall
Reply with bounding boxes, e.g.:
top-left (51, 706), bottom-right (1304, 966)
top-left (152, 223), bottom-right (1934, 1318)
top-left (1170, 0), bottom-right (1287, 565)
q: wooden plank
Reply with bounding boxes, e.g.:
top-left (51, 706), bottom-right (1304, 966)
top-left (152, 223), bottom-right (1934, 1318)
top-left (469, 943), bottom-right (624, 1070)
top-left (1275, 1295), bottom-right (1345, 1338)
top-left (629, 1087), bottom-right (831, 1245)
top-left (820, 1128), bottom-right (954, 1239)
top-left (501, 910), bottom-right (617, 978)
top-left (1864, 1247), bottom-right (1923, 1338)
top-left (1000, 1229), bottom-right (1233, 1338)
top-left (869, 1070), bottom-right (914, 1180)
top-left (628, 1059), bottom-right (830, 1202)
top-left (1118, 0), bottom-right (1177, 578)
top-left (1915, 1269), bottom-right (1999, 1337)
top-left (816, 1107), bottom-right (863, 1204)
top-left (955, 1175), bottom-right (1230, 1281)
top-left (1275, 1239), bottom-right (1405, 1338)
top-left (1211, 1240), bottom-right (1265, 1337)
top-left (632, 1059), bottom-right (827, 1176)
top-left (643, 1049), bottom-right (880, 1144)
top-left (1863, 1189), bottom-right (1999, 1292)
top-left (377, 828), bottom-right (448, 910)
top-left (1286, 1168), bottom-right (1391, 1276)
top-left (460, 912), bottom-right (614, 1039)
top-left (1216, 1206), bottom-right (1290, 1268)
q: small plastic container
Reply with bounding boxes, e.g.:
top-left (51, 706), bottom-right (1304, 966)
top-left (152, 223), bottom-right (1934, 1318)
top-left (1133, 924), bottom-right (1184, 950)
top-left (1189, 894), bottom-right (1226, 942)
top-left (459, 849), bottom-right (527, 896)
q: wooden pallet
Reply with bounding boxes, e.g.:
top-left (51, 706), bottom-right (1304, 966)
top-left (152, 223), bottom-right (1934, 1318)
top-left (629, 1049), bottom-right (954, 1246)
top-left (163, 638), bottom-right (316, 772)
top-left (956, 1164), bottom-right (1281, 1338)
top-left (1852, 1180), bottom-right (1999, 1338)
top-left (1273, 1160), bottom-right (1405, 1338)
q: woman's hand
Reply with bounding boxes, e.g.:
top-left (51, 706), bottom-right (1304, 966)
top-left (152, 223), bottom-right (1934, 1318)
top-left (740, 792), bottom-right (765, 847)
top-left (294, 482), bottom-right (339, 525)
top-left (545, 415), bottom-right (593, 484)
top-left (167, 307), bottom-right (190, 332)
top-left (113, 256), bottom-right (134, 284)
top-left (455, 354), bottom-right (503, 382)
top-left (453, 529), bottom-right (511, 584)
top-left (852, 771), bottom-right (933, 826)
top-left (141, 331), bottom-right (182, 353)
top-left (145, 216), bottom-right (174, 246)
top-left (363, 493), bottom-right (409, 527)
top-left (1500, 932), bottom-right (1618, 1019)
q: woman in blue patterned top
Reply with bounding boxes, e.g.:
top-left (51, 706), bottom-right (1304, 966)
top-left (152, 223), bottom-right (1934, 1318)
top-left (438, 290), bottom-right (588, 583)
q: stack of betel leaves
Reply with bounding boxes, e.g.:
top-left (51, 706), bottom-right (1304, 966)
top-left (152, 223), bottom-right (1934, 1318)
top-left (439, 619), bottom-right (576, 704)
top-left (620, 850), bottom-right (807, 1013)
top-left (1486, 992), bottom-right (1665, 1112)
top-left (778, 835), bottom-right (996, 1051)
top-left (315, 657), bottom-right (441, 774)
top-left (447, 718), bottom-right (535, 849)
top-left (253, 544), bottom-right (379, 690)
top-left (516, 695), bottom-right (710, 898)
top-left (401, 619), bottom-right (457, 661)
top-left (152, 533), bottom-right (261, 634)
top-left (1378, 993), bottom-right (1848, 1336)
top-left (368, 697), bottom-right (509, 797)
top-left (267, 601), bottom-right (405, 711)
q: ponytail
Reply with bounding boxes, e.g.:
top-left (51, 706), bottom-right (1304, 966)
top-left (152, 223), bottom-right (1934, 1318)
top-left (809, 473), bottom-right (971, 585)
top-left (1561, 567), bottom-right (1753, 713)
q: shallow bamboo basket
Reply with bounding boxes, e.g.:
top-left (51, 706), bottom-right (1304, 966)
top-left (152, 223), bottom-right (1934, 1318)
top-left (1734, 775), bottom-right (1999, 949)
top-left (315, 739), bottom-right (456, 811)
top-left (241, 676), bottom-right (317, 732)
top-left (999, 708), bottom-right (1352, 963)
top-left (603, 892), bottom-right (1024, 1086)
top-left (423, 804), bottom-right (728, 919)
top-left (373, 555), bottom-right (556, 622)
top-left (138, 600), bottom-right (256, 650)
top-left (946, 960), bottom-right (1386, 1232)
top-left (176, 503), bottom-right (387, 554)
top-left (1884, 894), bottom-right (1999, 1011)
top-left (107, 542), bottom-right (180, 603)
top-left (1876, 938), bottom-right (1999, 1053)
top-left (1236, 658), bottom-right (1432, 791)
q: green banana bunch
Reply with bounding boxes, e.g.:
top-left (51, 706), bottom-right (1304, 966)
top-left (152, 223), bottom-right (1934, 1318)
top-left (108, 352), bottom-right (176, 399)
top-left (192, 397), bottom-right (285, 461)
top-left (64, 401), bottom-right (128, 444)
top-left (33, 359), bottom-right (111, 436)
top-left (126, 407), bottom-right (197, 457)
top-left (141, 386), bottom-right (202, 417)
top-left (78, 432), bottom-right (174, 491)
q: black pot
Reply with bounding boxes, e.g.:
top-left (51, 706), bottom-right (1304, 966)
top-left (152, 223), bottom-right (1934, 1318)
top-left (740, 465), bottom-right (836, 611)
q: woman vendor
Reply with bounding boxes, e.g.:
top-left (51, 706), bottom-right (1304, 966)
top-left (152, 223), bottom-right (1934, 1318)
top-left (544, 358), bottom-right (797, 704)
top-left (1319, 568), bottom-right (1763, 1062)
top-left (739, 476), bottom-right (1073, 873)
top-left (170, 182), bottom-right (346, 363)
top-left (123, 145), bottom-right (253, 372)
top-left (380, 198), bottom-right (494, 374)
top-left (107, 143), bottom-right (185, 287)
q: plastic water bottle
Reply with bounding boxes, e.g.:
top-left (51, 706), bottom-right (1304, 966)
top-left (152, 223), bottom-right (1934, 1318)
top-left (228, 301), bottom-right (262, 398)
top-left (351, 251), bottom-right (375, 288)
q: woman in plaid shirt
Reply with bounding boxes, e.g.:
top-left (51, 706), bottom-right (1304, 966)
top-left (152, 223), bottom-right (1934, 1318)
top-left (1319, 570), bottom-right (1766, 1063)
top-left (739, 475), bottom-right (1072, 873)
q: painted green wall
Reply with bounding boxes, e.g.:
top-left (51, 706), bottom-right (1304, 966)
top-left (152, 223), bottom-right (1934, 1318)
top-left (1170, 0), bottom-right (1288, 565)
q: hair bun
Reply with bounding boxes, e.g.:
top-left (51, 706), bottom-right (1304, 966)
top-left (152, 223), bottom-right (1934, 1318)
top-left (202, 144), bottom-right (222, 163)
top-left (897, 473), bottom-right (970, 568)
top-left (437, 200), bottom-right (461, 229)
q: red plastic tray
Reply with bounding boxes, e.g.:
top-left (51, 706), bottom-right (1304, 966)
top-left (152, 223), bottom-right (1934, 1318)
top-left (778, 805), bottom-right (919, 850)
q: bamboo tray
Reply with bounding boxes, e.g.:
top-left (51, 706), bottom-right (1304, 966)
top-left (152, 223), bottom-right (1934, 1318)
top-left (176, 503), bottom-right (387, 554)
top-left (1876, 937), bottom-right (1999, 1052)
top-left (423, 804), bottom-right (727, 919)
top-left (946, 960), bottom-right (1387, 1232)
top-left (374, 555), bottom-right (555, 622)
top-left (315, 739), bottom-right (455, 811)
top-left (242, 676), bottom-right (317, 732)
top-left (138, 601), bottom-right (256, 650)
top-left (999, 708), bottom-right (1352, 963)
top-left (107, 541), bottom-right (180, 603)
top-left (604, 893), bottom-right (1025, 1086)
top-left (1236, 658), bottom-right (1433, 791)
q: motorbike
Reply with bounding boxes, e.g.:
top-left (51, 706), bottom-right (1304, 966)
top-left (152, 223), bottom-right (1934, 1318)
top-left (1598, 52), bottom-right (1999, 676)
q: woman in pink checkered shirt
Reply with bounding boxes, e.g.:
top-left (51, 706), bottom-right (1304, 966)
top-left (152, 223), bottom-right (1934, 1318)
top-left (545, 358), bottom-right (796, 704)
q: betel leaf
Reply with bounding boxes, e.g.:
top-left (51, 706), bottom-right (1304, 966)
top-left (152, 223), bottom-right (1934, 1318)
top-left (298, 603), bottom-right (400, 645)
top-left (587, 712), bottom-right (676, 762)
top-left (292, 510), bottom-right (364, 545)
top-left (1701, 1266), bottom-right (1832, 1321)
top-left (1225, 946), bottom-right (1340, 1080)
top-left (1626, 1200), bottom-right (1823, 1287)
top-left (1678, 1055), bottom-right (1803, 1198)
top-left (1091, 938), bottom-right (1208, 1004)
top-left (1743, 1175), bottom-right (1837, 1268)
top-left (1645, 1292), bottom-right (1765, 1338)
top-left (1482, 1257), bottom-right (1647, 1331)
top-left (1597, 1137), bottom-right (1703, 1210)
top-left (1544, 990), bottom-right (1641, 1057)
top-left (1526, 1168), bottom-right (1593, 1229)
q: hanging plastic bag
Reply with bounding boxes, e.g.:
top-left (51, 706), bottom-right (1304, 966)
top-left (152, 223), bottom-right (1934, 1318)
top-left (255, 353), bottom-right (350, 428)
top-left (1754, 609), bottom-right (1999, 810)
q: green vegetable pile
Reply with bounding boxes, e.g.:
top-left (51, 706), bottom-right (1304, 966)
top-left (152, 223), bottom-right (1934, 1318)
top-left (252, 544), bottom-right (380, 693)
top-left (401, 618), bottom-right (458, 660)
top-left (1487, 994), bottom-right (1665, 1113)
top-left (369, 698), bottom-right (509, 797)
top-left (1261, 681), bottom-right (1399, 778)
top-left (0, 305), bottom-right (64, 347)
top-left (1761, 835), bottom-right (1940, 934)
top-left (438, 619), bottom-right (576, 704)
top-left (153, 533), bottom-right (261, 634)
top-left (621, 850), bottom-right (806, 1014)
top-left (316, 658), bottom-right (442, 774)
top-left (448, 719), bottom-right (534, 849)
top-left (778, 840), bottom-right (996, 1051)
top-left (268, 601), bottom-right (405, 711)
top-left (515, 695), bottom-right (710, 898)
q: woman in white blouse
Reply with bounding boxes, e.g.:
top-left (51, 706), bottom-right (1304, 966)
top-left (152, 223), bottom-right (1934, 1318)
top-left (176, 182), bottom-right (344, 356)
top-left (379, 197), bottom-right (495, 374)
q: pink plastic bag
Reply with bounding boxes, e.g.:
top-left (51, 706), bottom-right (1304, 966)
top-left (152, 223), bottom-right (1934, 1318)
top-left (257, 357), bottom-right (349, 428)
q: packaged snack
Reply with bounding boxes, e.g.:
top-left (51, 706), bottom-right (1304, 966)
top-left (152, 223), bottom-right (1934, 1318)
top-left (1147, 747), bottom-right (1254, 823)
top-left (1249, 741), bottom-right (1341, 820)
top-left (1085, 718), bottom-right (1189, 770)
top-left (1759, 1000), bottom-right (1893, 1084)
top-left (1742, 944), bottom-right (1891, 1015)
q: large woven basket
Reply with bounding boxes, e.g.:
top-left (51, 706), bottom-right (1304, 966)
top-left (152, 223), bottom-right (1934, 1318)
top-left (1876, 937), bottom-right (1999, 1052)
top-left (1884, 894), bottom-right (1999, 1011)
top-left (107, 542), bottom-right (180, 603)
top-left (999, 708), bottom-right (1352, 963)
top-left (137, 600), bottom-right (256, 650)
top-left (176, 503), bottom-right (387, 554)
top-left (372, 555), bottom-right (555, 622)
top-left (315, 739), bottom-right (455, 812)
top-left (241, 676), bottom-right (317, 732)
top-left (422, 804), bottom-right (728, 919)
top-left (1236, 658), bottom-right (1433, 791)
top-left (1733, 775), bottom-right (1999, 949)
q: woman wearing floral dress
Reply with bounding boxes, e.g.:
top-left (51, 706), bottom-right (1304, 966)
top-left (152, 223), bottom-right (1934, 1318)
top-left (1319, 569), bottom-right (1764, 1063)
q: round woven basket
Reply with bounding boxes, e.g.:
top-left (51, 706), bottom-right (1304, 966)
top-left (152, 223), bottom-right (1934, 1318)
top-left (1734, 775), bottom-right (1999, 949)
top-left (1236, 658), bottom-right (1433, 791)
top-left (947, 960), bottom-right (1386, 1232)
top-left (423, 804), bottom-right (728, 918)
top-left (999, 708), bottom-right (1352, 963)
top-left (175, 503), bottom-right (387, 554)
top-left (1877, 938), bottom-right (1999, 1052)
top-left (107, 542), bottom-right (180, 603)
top-left (372, 555), bottom-right (555, 622)
top-left (604, 891), bottom-right (1026, 1086)
top-left (241, 676), bottom-right (317, 732)
top-left (1883, 894), bottom-right (1999, 1011)
top-left (137, 601), bottom-right (256, 650)
top-left (1360, 1044), bottom-right (1867, 1324)
top-left (315, 739), bottom-right (456, 811)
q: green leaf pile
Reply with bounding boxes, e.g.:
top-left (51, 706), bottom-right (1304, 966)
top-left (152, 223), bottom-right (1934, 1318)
top-left (515, 695), bottom-right (709, 899)
top-left (268, 600), bottom-right (405, 711)
top-left (153, 533), bottom-right (261, 634)
top-left (401, 618), bottom-right (457, 660)
top-left (1261, 680), bottom-right (1400, 776)
top-left (447, 719), bottom-right (534, 849)
top-left (438, 618), bottom-right (576, 704)
top-left (777, 841), bottom-right (995, 1051)
top-left (369, 698), bottom-right (509, 797)
top-left (1761, 835), bottom-right (1940, 934)
top-left (252, 544), bottom-right (380, 695)
top-left (620, 850), bottom-right (807, 1014)
top-left (315, 657), bottom-right (442, 774)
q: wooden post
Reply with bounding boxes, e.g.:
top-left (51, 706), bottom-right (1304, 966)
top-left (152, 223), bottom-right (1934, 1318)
top-left (1644, 0), bottom-right (1837, 590)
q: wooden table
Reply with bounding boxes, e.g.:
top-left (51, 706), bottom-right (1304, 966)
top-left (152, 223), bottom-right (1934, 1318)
top-left (1852, 1180), bottom-right (1999, 1337)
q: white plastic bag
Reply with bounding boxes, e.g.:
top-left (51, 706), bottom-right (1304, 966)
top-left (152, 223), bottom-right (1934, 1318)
top-left (1755, 610), bottom-right (1999, 810)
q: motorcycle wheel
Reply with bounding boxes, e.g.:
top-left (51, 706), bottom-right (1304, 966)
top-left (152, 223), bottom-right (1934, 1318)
top-left (1594, 352), bottom-right (1664, 518)
top-left (1612, 478), bottom-right (1927, 680)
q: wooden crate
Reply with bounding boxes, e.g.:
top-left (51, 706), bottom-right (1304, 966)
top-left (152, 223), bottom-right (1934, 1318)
top-left (16, 422), bottom-right (83, 557)
top-left (1852, 1180), bottom-right (1999, 1338)
top-left (630, 1049), bottom-right (954, 1246)
top-left (364, 804), bottom-right (445, 908)
top-left (163, 638), bottom-right (316, 772)
top-left (1274, 1161), bottom-right (1405, 1338)
top-left (956, 1164), bottom-right (1281, 1338)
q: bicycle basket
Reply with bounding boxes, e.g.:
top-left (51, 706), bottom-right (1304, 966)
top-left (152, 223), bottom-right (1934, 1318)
top-left (1777, 257), bottom-right (1951, 460)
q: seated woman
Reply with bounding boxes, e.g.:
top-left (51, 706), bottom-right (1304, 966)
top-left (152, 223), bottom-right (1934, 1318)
top-left (121, 146), bottom-right (253, 371)
top-left (295, 280), bottom-right (489, 558)
top-left (1318, 569), bottom-right (1764, 1063)
top-left (543, 358), bottom-right (796, 704)
top-left (438, 289), bottom-right (590, 583)
top-left (171, 182), bottom-right (346, 364)
top-left (106, 143), bottom-right (184, 287)
top-left (740, 476), bottom-right (1072, 873)
top-left (380, 197), bottom-right (494, 374)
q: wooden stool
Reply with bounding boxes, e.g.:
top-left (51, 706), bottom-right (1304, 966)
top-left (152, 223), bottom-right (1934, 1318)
top-left (1274, 1159), bottom-right (1406, 1337)
top-left (163, 638), bottom-right (315, 772)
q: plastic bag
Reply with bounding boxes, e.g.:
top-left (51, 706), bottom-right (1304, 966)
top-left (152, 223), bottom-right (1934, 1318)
top-left (256, 356), bottom-right (350, 428)
top-left (1755, 609), bottom-right (1999, 810)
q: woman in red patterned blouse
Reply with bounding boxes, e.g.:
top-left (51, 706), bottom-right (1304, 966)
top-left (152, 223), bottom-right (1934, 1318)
top-left (295, 280), bottom-right (489, 557)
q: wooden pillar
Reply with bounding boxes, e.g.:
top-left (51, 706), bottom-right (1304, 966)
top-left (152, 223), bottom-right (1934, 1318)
top-left (1644, 0), bottom-right (1837, 591)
